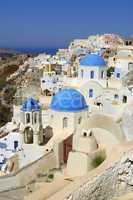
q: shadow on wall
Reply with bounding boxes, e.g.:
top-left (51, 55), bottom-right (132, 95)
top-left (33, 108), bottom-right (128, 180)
top-left (43, 126), bottom-right (53, 145)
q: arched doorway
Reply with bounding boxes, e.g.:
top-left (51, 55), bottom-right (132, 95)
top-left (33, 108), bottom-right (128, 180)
top-left (63, 135), bottom-right (73, 163)
top-left (24, 127), bottom-right (34, 144)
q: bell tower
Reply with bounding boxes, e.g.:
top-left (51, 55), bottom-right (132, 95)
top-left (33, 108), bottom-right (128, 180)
top-left (20, 97), bottom-right (43, 145)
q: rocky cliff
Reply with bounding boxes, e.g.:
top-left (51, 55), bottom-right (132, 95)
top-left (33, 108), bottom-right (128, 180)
top-left (66, 150), bottom-right (133, 200)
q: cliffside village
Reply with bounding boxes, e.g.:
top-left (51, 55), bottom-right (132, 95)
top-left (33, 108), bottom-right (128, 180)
top-left (0, 34), bottom-right (133, 199)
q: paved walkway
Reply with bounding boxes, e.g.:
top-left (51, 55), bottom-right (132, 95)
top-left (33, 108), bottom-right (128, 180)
top-left (0, 182), bottom-right (36, 200)
top-left (0, 187), bottom-right (26, 200)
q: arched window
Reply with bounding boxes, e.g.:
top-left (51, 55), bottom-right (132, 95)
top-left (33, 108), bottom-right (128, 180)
top-left (26, 113), bottom-right (30, 123)
top-left (78, 117), bottom-right (82, 124)
top-left (63, 117), bottom-right (68, 128)
top-left (101, 70), bottom-right (104, 79)
top-left (123, 95), bottom-right (127, 103)
top-left (116, 73), bottom-right (120, 78)
top-left (90, 71), bottom-right (94, 79)
top-left (34, 113), bottom-right (38, 124)
top-left (114, 94), bottom-right (119, 99)
top-left (83, 132), bottom-right (87, 137)
top-left (89, 89), bottom-right (93, 98)
top-left (14, 141), bottom-right (18, 150)
top-left (89, 131), bottom-right (92, 137)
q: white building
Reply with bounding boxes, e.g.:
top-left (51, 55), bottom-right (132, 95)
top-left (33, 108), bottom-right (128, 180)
top-left (41, 71), bottom-right (64, 95)
top-left (112, 48), bottom-right (133, 78)
top-left (78, 53), bottom-right (107, 80)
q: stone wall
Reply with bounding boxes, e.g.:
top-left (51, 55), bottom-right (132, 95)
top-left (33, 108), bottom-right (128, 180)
top-left (65, 151), bottom-right (133, 200)
top-left (0, 151), bottom-right (56, 192)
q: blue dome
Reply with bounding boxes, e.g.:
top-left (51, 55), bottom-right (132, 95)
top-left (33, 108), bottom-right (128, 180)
top-left (50, 88), bottom-right (88, 112)
top-left (21, 97), bottom-right (40, 112)
top-left (80, 54), bottom-right (106, 67)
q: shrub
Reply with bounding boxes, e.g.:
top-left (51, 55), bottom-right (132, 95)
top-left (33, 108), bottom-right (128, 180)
top-left (107, 67), bottom-right (114, 78)
top-left (92, 155), bottom-right (105, 168)
top-left (48, 173), bottom-right (54, 179)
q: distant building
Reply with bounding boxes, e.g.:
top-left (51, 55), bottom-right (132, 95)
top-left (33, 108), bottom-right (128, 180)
top-left (41, 71), bottom-right (64, 95)
top-left (78, 54), bottom-right (107, 80)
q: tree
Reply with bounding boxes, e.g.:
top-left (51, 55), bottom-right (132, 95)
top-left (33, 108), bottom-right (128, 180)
top-left (107, 67), bottom-right (114, 78)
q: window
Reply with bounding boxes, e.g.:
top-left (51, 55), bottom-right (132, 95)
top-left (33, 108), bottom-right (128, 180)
top-left (89, 131), bottom-right (92, 137)
top-left (90, 71), bottom-right (94, 79)
top-left (26, 113), bottom-right (30, 123)
top-left (81, 70), bottom-right (84, 78)
top-left (128, 63), bottom-right (133, 71)
top-left (14, 141), bottom-right (18, 150)
top-left (34, 113), bottom-right (38, 124)
top-left (116, 73), bottom-right (120, 78)
top-left (114, 94), bottom-right (119, 99)
top-left (126, 41), bottom-right (128, 46)
top-left (89, 89), bottom-right (93, 98)
top-left (63, 117), bottom-right (68, 128)
top-left (78, 117), bottom-right (82, 124)
top-left (101, 70), bottom-right (104, 79)
top-left (83, 132), bottom-right (87, 137)
top-left (123, 96), bottom-right (127, 103)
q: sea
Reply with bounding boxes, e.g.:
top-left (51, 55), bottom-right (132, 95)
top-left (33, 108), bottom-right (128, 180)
top-left (14, 47), bottom-right (63, 55)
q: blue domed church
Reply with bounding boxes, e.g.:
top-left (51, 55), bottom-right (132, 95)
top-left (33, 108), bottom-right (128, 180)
top-left (78, 54), bottom-right (107, 80)
top-left (49, 88), bottom-right (89, 134)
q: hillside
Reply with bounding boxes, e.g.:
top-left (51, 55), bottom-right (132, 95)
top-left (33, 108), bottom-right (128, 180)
top-left (0, 52), bottom-right (31, 127)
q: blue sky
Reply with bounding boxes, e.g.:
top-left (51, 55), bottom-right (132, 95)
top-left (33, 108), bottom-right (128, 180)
top-left (0, 0), bottom-right (132, 48)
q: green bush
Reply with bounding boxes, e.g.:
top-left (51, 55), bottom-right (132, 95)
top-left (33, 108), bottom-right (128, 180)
top-left (107, 67), bottom-right (114, 78)
top-left (92, 155), bottom-right (105, 168)
top-left (48, 173), bottom-right (54, 179)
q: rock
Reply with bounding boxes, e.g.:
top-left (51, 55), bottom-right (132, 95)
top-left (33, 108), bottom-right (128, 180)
top-left (65, 150), bottom-right (133, 200)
